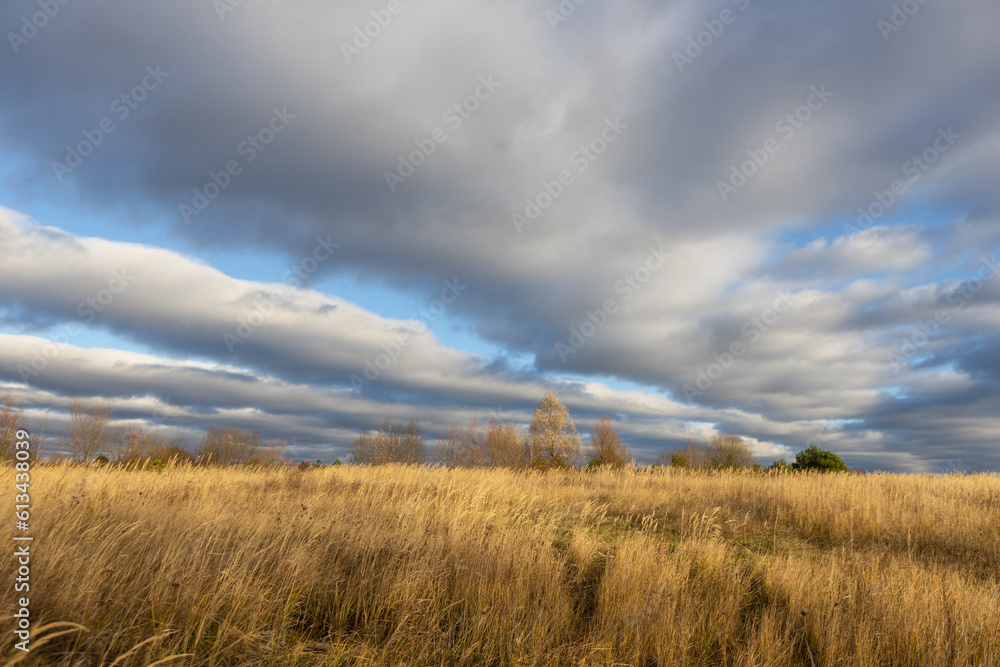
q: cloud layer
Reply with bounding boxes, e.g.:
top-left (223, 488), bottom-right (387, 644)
top-left (2, 0), bottom-right (1000, 470)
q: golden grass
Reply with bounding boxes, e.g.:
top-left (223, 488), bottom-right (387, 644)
top-left (3, 463), bottom-right (999, 665)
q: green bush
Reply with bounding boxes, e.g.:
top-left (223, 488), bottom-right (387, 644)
top-left (794, 445), bottom-right (848, 472)
top-left (669, 451), bottom-right (691, 468)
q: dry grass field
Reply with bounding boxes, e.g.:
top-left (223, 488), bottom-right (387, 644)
top-left (3, 462), bottom-right (999, 666)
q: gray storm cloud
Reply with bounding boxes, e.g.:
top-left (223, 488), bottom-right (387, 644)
top-left (2, 0), bottom-right (1000, 469)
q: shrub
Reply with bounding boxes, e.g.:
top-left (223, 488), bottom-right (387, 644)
top-left (586, 416), bottom-right (630, 469)
top-left (794, 444), bottom-right (849, 472)
top-left (706, 433), bottom-right (755, 470)
top-left (669, 451), bottom-right (691, 468)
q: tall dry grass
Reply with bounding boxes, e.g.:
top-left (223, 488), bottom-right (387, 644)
top-left (3, 464), bottom-right (999, 665)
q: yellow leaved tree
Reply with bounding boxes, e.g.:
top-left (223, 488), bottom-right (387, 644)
top-left (528, 392), bottom-right (582, 469)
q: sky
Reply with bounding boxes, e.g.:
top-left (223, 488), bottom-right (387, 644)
top-left (1, 0), bottom-right (999, 471)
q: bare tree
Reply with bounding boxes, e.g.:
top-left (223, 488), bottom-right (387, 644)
top-left (435, 424), bottom-right (464, 468)
top-left (61, 399), bottom-right (113, 462)
top-left (112, 423), bottom-right (169, 462)
top-left (252, 438), bottom-right (288, 467)
top-left (197, 427), bottom-right (263, 466)
top-left (30, 405), bottom-right (51, 461)
top-left (393, 420), bottom-right (425, 464)
top-left (349, 429), bottom-right (380, 465)
top-left (528, 392), bottom-right (582, 469)
top-left (350, 420), bottom-right (425, 465)
top-left (1, 392), bottom-right (28, 461)
top-left (587, 416), bottom-right (630, 469)
top-left (706, 433), bottom-right (755, 470)
top-left (434, 419), bottom-right (484, 468)
top-left (484, 417), bottom-right (529, 469)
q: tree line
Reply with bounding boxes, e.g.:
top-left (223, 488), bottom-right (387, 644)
top-left (0, 394), bottom-right (285, 467)
top-left (347, 392), bottom-right (851, 473)
top-left (1, 391), bottom-right (851, 472)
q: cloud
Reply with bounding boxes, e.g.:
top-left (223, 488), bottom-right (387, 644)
top-left (2, 0), bottom-right (1000, 469)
